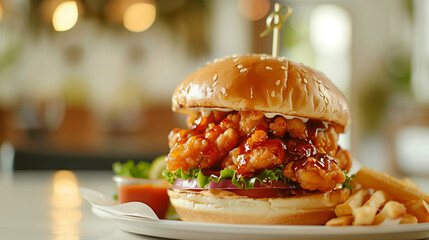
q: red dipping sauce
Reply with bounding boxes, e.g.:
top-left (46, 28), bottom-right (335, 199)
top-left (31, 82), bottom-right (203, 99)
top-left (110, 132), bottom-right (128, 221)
top-left (113, 176), bottom-right (170, 219)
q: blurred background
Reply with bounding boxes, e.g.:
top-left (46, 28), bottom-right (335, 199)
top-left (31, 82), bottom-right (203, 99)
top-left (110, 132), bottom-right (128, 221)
top-left (0, 0), bottom-right (428, 175)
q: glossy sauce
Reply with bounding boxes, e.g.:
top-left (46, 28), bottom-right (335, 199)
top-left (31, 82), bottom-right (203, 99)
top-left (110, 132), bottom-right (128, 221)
top-left (235, 137), bottom-right (285, 178)
top-left (172, 110), bottom-right (335, 182)
top-left (306, 119), bottom-right (327, 140)
top-left (292, 153), bottom-right (336, 172)
top-left (118, 183), bottom-right (170, 218)
top-left (284, 138), bottom-right (316, 162)
top-left (181, 115), bottom-right (234, 169)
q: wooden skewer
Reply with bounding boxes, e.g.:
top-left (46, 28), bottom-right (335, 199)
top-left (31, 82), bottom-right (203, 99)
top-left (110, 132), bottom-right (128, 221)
top-left (259, 3), bottom-right (292, 57)
top-left (272, 3), bottom-right (281, 57)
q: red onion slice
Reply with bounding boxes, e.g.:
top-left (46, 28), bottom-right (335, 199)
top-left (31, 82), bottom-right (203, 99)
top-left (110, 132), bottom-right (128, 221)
top-left (171, 178), bottom-right (296, 190)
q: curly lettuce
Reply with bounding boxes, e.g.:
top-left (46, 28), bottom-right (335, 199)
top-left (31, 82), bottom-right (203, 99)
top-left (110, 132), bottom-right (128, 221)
top-left (163, 166), bottom-right (290, 190)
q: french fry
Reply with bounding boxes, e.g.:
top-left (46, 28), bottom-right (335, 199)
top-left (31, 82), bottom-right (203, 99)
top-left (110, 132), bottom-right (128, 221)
top-left (335, 188), bottom-right (369, 217)
top-left (401, 178), bottom-right (419, 190)
top-left (400, 214), bottom-right (418, 224)
top-left (355, 168), bottom-right (429, 203)
top-left (405, 200), bottom-right (429, 223)
top-left (353, 190), bottom-right (387, 225)
top-left (373, 201), bottom-right (406, 225)
top-left (326, 216), bottom-right (354, 226)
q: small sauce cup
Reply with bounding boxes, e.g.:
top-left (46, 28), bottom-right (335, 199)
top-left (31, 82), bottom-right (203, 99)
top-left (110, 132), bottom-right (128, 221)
top-left (113, 176), bottom-right (170, 219)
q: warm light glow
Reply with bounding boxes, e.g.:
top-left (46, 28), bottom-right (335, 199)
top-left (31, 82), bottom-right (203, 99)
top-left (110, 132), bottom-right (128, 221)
top-left (52, 170), bottom-right (81, 208)
top-left (237, 0), bottom-right (270, 21)
top-left (51, 170), bottom-right (81, 240)
top-left (123, 2), bottom-right (156, 32)
top-left (310, 5), bottom-right (351, 55)
top-left (309, 4), bottom-right (352, 93)
top-left (54, 235), bottom-right (80, 240)
top-left (52, 1), bottom-right (79, 32)
top-left (51, 209), bottom-right (82, 223)
top-left (0, 3), bottom-right (3, 22)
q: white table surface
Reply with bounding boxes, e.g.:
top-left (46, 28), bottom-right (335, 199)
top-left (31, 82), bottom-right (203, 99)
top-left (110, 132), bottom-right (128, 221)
top-left (0, 171), bottom-right (161, 240)
top-left (2, 171), bottom-right (429, 240)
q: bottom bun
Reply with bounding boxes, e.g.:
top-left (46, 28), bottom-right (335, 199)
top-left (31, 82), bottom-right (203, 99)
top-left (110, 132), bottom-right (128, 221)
top-left (168, 188), bottom-right (350, 225)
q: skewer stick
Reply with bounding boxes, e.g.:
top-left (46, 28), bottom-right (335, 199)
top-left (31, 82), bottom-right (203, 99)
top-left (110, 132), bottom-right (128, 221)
top-left (259, 3), bottom-right (293, 58)
top-left (272, 3), bottom-right (281, 57)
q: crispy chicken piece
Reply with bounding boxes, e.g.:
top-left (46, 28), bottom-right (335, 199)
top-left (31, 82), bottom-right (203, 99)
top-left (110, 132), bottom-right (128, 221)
top-left (334, 146), bottom-right (352, 172)
top-left (166, 136), bottom-right (219, 171)
top-left (168, 128), bottom-right (191, 149)
top-left (269, 117), bottom-right (287, 137)
top-left (223, 130), bottom-right (285, 176)
top-left (166, 113), bottom-right (240, 172)
top-left (239, 111), bottom-right (267, 134)
top-left (286, 118), bottom-right (308, 139)
top-left (186, 110), bottom-right (230, 131)
top-left (313, 125), bottom-right (339, 156)
top-left (282, 156), bottom-right (346, 192)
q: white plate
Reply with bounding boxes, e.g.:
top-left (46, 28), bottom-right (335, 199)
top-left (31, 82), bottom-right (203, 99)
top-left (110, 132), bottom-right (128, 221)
top-left (92, 207), bottom-right (429, 240)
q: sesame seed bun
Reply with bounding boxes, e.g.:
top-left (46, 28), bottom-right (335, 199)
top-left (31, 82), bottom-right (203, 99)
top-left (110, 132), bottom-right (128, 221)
top-left (172, 54), bottom-right (350, 132)
top-left (168, 188), bottom-right (350, 225)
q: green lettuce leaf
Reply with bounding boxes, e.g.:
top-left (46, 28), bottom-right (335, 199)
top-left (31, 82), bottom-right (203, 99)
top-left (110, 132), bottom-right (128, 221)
top-left (112, 159), bottom-right (150, 178)
top-left (342, 170), bottom-right (356, 190)
top-left (163, 166), bottom-right (291, 190)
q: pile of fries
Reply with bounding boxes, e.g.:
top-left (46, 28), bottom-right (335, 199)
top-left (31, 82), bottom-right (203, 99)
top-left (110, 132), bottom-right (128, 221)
top-left (326, 167), bottom-right (429, 226)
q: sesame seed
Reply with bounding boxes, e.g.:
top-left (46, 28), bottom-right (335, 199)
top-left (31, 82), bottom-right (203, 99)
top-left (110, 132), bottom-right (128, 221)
top-left (289, 111), bottom-right (296, 114)
top-left (213, 74), bottom-right (218, 81)
top-left (325, 84), bottom-right (330, 89)
top-left (303, 85), bottom-right (308, 93)
top-left (271, 91), bottom-right (275, 97)
top-left (275, 80), bottom-right (280, 86)
top-left (237, 64), bottom-right (243, 69)
top-left (303, 78), bottom-right (308, 84)
top-left (240, 68), bottom-right (248, 73)
top-left (260, 56), bottom-right (266, 60)
top-left (266, 66), bottom-right (273, 70)
top-left (233, 58), bottom-right (239, 62)
top-left (316, 79), bottom-right (322, 84)
top-left (221, 88), bottom-right (226, 95)
top-left (213, 82), bottom-right (217, 87)
top-left (301, 68), bottom-right (308, 73)
top-left (281, 66), bottom-right (287, 70)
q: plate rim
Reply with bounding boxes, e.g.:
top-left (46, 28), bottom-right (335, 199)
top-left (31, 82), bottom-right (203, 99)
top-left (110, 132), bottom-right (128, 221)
top-left (92, 207), bottom-right (429, 237)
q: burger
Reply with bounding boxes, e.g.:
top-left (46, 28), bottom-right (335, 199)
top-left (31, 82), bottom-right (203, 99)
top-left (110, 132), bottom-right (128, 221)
top-left (163, 55), bottom-right (353, 225)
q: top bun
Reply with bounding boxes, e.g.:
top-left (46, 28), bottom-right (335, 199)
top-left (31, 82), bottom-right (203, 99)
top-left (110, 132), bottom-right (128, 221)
top-left (172, 55), bottom-right (350, 132)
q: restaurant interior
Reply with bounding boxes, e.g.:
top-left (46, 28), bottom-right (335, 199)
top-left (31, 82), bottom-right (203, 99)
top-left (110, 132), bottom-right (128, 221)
top-left (1, 0), bottom-right (429, 239)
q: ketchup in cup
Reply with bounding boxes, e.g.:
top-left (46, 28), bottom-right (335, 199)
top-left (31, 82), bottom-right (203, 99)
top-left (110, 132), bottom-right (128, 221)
top-left (113, 176), bottom-right (170, 219)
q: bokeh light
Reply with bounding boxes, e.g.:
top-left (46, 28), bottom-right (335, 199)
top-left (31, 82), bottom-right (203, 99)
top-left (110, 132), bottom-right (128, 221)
top-left (52, 170), bottom-right (81, 208)
top-left (0, 3), bottom-right (3, 22)
top-left (237, 0), bottom-right (270, 21)
top-left (52, 1), bottom-right (79, 32)
top-left (51, 170), bottom-right (81, 240)
top-left (123, 2), bottom-right (156, 33)
top-left (310, 5), bottom-right (351, 55)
